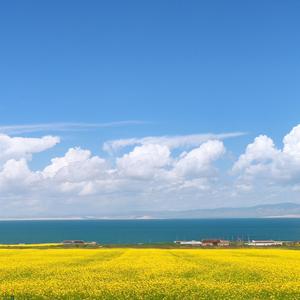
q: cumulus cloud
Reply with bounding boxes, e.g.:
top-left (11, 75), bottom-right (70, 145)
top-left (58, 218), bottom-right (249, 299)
top-left (0, 134), bottom-right (59, 163)
top-left (42, 147), bottom-right (107, 181)
top-left (0, 134), bottom-right (59, 198)
top-left (283, 125), bottom-right (300, 160)
top-left (116, 144), bottom-right (171, 179)
top-left (0, 159), bottom-right (38, 192)
top-left (233, 124), bottom-right (300, 185)
top-left (232, 135), bottom-right (280, 174)
top-left (174, 140), bottom-right (225, 178)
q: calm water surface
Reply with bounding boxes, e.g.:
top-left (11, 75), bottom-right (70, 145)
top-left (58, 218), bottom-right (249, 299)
top-left (0, 219), bottom-right (299, 244)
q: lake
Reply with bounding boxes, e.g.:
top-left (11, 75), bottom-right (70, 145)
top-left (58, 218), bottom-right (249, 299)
top-left (0, 218), bottom-right (299, 244)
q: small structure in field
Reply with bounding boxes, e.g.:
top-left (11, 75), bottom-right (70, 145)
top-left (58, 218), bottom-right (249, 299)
top-left (201, 239), bottom-right (230, 247)
top-left (63, 240), bottom-right (85, 245)
top-left (174, 240), bottom-right (202, 246)
top-left (88, 241), bottom-right (98, 246)
top-left (246, 240), bottom-right (283, 246)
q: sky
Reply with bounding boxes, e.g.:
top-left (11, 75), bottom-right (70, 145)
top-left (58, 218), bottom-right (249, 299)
top-left (0, 1), bottom-right (300, 217)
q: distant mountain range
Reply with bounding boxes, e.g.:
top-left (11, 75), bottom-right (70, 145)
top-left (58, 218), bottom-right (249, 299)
top-left (120, 202), bottom-right (300, 219)
top-left (2, 203), bottom-right (300, 220)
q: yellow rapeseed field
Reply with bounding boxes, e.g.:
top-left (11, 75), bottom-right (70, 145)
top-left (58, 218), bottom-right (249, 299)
top-left (0, 248), bottom-right (299, 299)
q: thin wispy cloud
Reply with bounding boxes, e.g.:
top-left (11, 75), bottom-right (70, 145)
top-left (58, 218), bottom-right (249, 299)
top-left (0, 121), bottom-right (145, 135)
top-left (103, 132), bottom-right (246, 153)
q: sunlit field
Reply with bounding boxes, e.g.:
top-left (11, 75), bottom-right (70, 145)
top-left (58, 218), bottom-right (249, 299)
top-left (1, 248), bottom-right (300, 299)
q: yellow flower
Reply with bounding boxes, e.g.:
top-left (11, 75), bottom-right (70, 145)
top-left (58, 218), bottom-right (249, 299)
top-left (0, 248), bottom-right (299, 299)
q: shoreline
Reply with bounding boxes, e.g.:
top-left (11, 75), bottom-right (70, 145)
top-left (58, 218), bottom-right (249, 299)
top-left (1, 215), bottom-right (300, 221)
top-left (0, 242), bottom-right (298, 250)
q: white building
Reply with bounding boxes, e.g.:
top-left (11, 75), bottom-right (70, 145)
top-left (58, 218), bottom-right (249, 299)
top-left (246, 240), bottom-right (283, 246)
top-left (174, 240), bottom-right (202, 246)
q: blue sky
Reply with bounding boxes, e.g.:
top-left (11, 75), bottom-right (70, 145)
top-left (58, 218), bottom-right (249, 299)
top-left (0, 1), bottom-right (300, 217)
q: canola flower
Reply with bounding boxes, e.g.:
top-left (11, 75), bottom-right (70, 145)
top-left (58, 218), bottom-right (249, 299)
top-left (0, 248), bottom-right (299, 299)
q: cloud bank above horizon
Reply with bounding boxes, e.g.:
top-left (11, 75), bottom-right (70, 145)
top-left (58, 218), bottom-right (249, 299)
top-left (1, 125), bottom-right (300, 217)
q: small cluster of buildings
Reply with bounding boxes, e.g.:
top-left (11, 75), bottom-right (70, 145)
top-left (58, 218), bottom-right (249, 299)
top-left (174, 239), bottom-right (286, 247)
top-left (62, 240), bottom-right (97, 246)
top-left (61, 239), bottom-right (291, 247)
top-left (174, 239), bottom-right (230, 247)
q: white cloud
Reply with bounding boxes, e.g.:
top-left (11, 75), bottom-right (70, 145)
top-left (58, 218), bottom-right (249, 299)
top-left (232, 135), bottom-right (279, 174)
top-left (283, 125), bottom-right (300, 160)
top-left (42, 147), bottom-right (107, 182)
top-left (174, 140), bottom-right (225, 178)
top-left (233, 124), bottom-right (300, 185)
top-left (0, 134), bottom-right (59, 163)
top-left (103, 132), bottom-right (245, 153)
top-left (0, 159), bottom-right (39, 192)
top-left (0, 121), bottom-right (144, 135)
top-left (0, 134), bottom-right (59, 200)
top-left (116, 144), bottom-right (171, 179)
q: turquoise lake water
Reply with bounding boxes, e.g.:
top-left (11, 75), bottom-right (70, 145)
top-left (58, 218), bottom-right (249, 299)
top-left (0, 219), bottom-right (299, 244)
